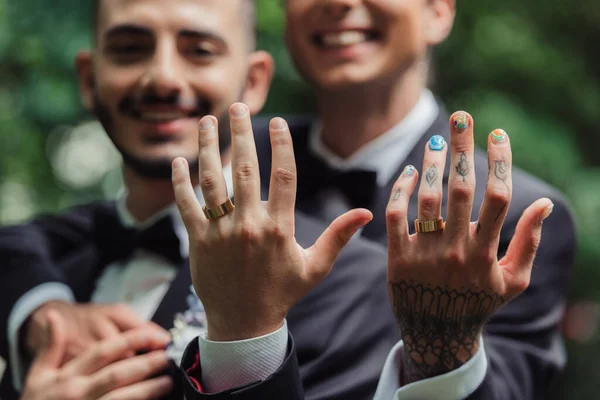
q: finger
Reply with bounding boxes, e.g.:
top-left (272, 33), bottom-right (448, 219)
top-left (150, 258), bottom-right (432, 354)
top-left (446, 111), bottom-right (476, 239)
top-left (386, 165), bottom-right (419, 250)
top-left (97, 376), bottom-right (173, 400)
top-left (62, 327), bottom-right (171, 377)
top-left (230, 103), bottom-right (261, 215)
top-left (306, 208), bottom-right (373, 282)
top-left (197, 116), bottom-right (229, 209)
top-left (87, 351), bottom-right (170, 399)
top-left (102, 304), bottom-right (146, 332)
top-left (95, 320), bottom-right (120, 340)
top-left (28, 310), bottom-right (67, 375)
top-left (417, 137), bottom-right (448, 222)
top-left (267, 118), bottom-right (296, 231)
top-left (476, 130), bottom-right (512, 246)
top-left (172, 157), bottom-right (206, 236)
top-left (501, 198), bottom-right (554, 294)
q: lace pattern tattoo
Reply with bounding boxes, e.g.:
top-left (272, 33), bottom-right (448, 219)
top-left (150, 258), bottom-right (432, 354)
top-left (388, 280), bottom-right (504, 384)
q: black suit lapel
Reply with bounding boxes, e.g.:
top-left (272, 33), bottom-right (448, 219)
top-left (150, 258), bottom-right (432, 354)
top-left (361, 108), bottom-right (450, 243)
top-left (150, 259), bottom-right (192, 329)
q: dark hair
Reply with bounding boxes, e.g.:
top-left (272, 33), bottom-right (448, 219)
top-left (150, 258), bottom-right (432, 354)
top-left (92, 0), bottom-right (257, 48)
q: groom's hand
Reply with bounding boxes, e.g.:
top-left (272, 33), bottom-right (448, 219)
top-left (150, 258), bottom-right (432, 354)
top-left (25, 301), bottom-right (166, 361)
top-left (172, 103), bottom-right (372, 341)
top-left (385, 111), bottom-right (554, 384)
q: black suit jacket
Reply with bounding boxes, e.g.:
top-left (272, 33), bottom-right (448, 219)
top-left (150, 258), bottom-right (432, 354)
top-left (207, 109), bottom-right (573, 400)
top-left (0, 202), bottom-right (398, 400)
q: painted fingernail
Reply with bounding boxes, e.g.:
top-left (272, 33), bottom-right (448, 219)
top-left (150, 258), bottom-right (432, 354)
top-left (230, 103), bottom-right (248, 117)
top-left (492, 129), bottom-right (507, 144)
top-left (199, 117), bottom-right (214, 130)
top-left (540, 203), bottom-right (554, 223)
top-left (453, 112), bottom-right (469, 133)
top-left (429, 135), bottom-right (446, 151)
top-left (404, 165), bottom-right (416, 176)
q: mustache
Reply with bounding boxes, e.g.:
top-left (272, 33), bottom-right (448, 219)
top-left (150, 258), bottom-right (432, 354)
top-left (117, 92), bottom-right (212, 118)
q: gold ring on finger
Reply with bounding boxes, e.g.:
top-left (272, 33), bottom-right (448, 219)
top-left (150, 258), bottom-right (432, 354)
top-left (414, 218), bottom-right (445, 233)
top-left (203, 198), bottom-right (235, 220)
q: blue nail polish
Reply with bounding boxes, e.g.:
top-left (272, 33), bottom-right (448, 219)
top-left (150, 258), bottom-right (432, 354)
top-left (404, 165), bottom-right (415, 176)
top-left (429, 135), bottom-right (446, 151)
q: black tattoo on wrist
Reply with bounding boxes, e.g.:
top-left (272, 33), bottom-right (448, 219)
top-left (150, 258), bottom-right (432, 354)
top-left (456, 152), bottom-right (470, 182)
top-left (494, 158), bottom-right (509, 188)
top-left (393, 189), bottom-right (402, 201)
top-left (425, 165), bottom-right (438, 188)
top-left (388, 280), bottom-right (504, 384)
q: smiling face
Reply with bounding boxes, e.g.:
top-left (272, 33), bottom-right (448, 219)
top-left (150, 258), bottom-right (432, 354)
top-left (285, 0), bottom-right (454, 90)
top-left (77, 0), bottom-right (273, 179)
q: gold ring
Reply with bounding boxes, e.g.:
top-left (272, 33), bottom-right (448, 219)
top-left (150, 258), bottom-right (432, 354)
top-left (203, 198), bottom-right (235, 220)
top-left (414, 218), bottom-right (445, 233)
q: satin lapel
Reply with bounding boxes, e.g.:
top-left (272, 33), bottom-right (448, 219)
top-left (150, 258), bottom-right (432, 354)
top-left (362, 108), bottom-right (450, 243)
top-left (150, 259), bottom-right (192, 329)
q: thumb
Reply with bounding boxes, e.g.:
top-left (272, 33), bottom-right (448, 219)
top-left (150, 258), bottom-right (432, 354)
top-left (501, 198), bottom-right (554, 289)
top-left (306, 208), bottom-right (373, 281)
top-left (29, 310), bottom-right (67, 374)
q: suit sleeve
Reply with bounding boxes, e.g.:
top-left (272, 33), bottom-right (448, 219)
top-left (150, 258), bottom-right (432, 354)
top-left (468, 197), bottom-right (575, 399)
top-left (0, 206), bottom-right (97, 396)
top-left (180, 333), bottom-right (304, 400)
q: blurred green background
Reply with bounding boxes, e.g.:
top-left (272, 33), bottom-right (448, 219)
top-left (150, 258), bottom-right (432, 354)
top-left (1, 0), bottom-right (599, 397)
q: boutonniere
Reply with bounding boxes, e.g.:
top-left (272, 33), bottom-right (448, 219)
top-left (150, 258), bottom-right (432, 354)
top-left (166, 285), bottom-right (208, 364)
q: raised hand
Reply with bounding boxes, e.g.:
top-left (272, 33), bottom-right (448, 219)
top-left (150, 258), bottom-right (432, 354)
top-left (21, 310), bottom-right (173, 400)
top-left (171, 103), bottom-right (372, 341)
top-left (385, 112), bottom-right (554, 384)
top-left (25, 301), bottom-right (167, 362)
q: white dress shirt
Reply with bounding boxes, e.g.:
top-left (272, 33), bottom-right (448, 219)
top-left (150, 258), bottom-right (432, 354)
top-left (6, 90), bottom-right (486, 398)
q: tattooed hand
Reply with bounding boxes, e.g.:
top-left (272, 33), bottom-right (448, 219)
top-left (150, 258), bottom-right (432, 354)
top-left (385, 112), bottom-right (554, 385)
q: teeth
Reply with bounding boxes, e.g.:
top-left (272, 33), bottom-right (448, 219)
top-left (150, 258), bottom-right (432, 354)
top-left (140, 112), bottom-right (183, 122)
top-left (322, 31), bottom-right (368, 47)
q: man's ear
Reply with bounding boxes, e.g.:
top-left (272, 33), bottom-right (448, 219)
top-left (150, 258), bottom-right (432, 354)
top-left (425, 0), bottom-right (455, 46)
top-left (241, 50), bottom-right (275, 116)
top-left (75, 51), bottom-right (95, 111)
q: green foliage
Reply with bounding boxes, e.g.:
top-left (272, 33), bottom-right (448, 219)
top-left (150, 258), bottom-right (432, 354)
top-left (1, 1), bottom-right (599, 396)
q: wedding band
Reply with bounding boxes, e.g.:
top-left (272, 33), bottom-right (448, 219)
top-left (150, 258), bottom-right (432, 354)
top-left (414, 218), bottom-right (445, 233)
top-left (203, 199), bottom-right (235, 220)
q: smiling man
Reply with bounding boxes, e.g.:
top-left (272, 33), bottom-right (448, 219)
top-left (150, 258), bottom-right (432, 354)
top-left (0, 1), bottom-right (398, 399)
top-left (246, 0), bottom-right (576, 399)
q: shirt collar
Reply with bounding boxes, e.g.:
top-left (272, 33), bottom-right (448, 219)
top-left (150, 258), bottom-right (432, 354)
top-left (115, 164), bottom-right (234, 258)
top-left (309, 89), bottom-right (439, 186)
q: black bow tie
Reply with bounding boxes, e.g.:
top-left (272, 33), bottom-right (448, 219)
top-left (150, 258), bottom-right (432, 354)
top-left (297, 153), bottom-right (378, 210)
top-left (94, 205), bottom-right (182, 267)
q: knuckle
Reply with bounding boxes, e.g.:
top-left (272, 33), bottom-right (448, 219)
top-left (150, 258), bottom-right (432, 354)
top-left (101, 369), bottom-right (121, 389)
top-left (200, 173), bottom-right (219, 192)
top-left (273, 167), bottom-right (296, 185)
top-left (176, 197), bottom-right (195, 216)
top-left (475, 247), bottom-right (497, 265)
top-left (265, 224), bottom-right (286, 240)
top-left (449, 182), bottom-right (472, 202)
top-left (419, 193), bottom-right (442, 212)
top-left (238, 222), bottom-right (261, 243)
top-left (386, 208), bottom-right (406, 224)
top-left (486, 188), bottom-right (510, 208)
top-left (235, 162), bottom-right (255, 180)
top-left (444, 249), bottom-right (466, 267)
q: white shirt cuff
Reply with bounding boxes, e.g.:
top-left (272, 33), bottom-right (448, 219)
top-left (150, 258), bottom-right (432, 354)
top-left (7, 283), bottom-right (75, 391)
top-left (198, 320), bottom-right (288, 393)
top-left (374, 336), bottom-right (487, 400)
